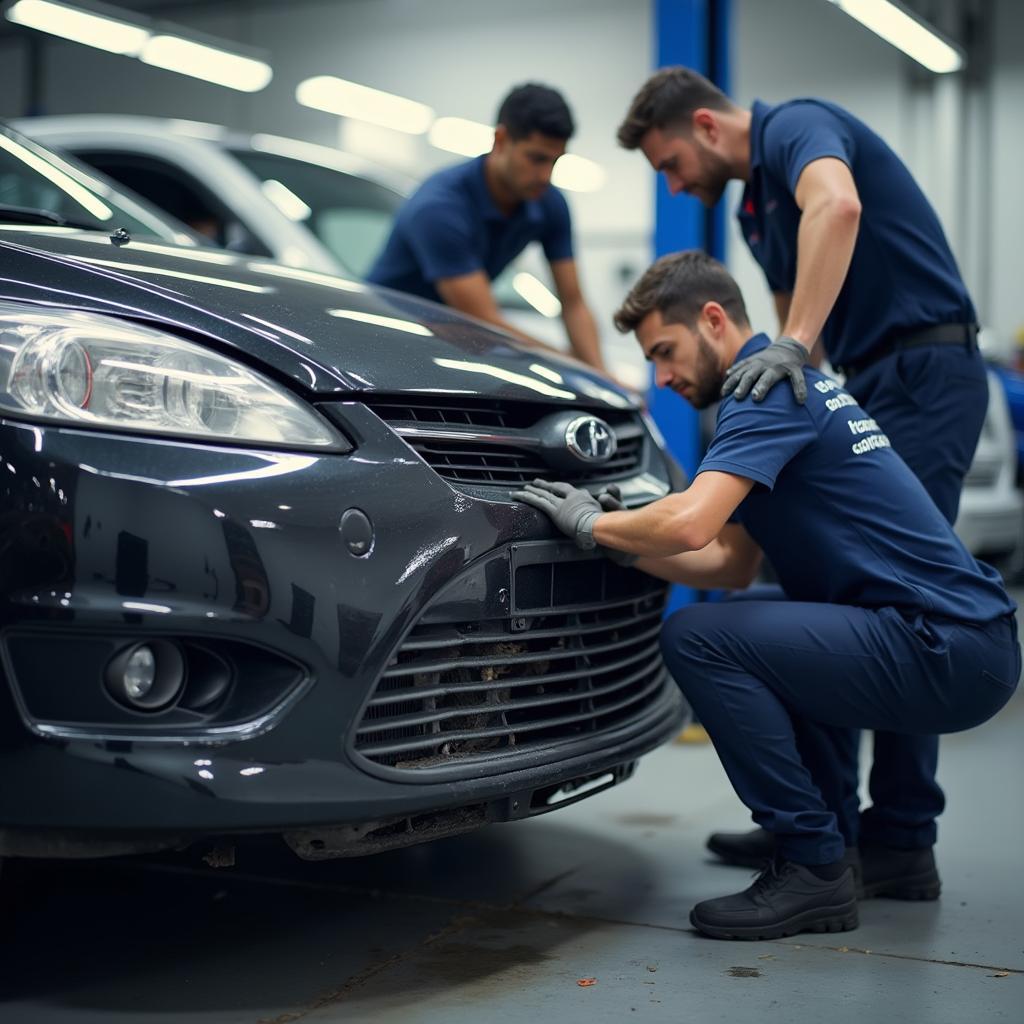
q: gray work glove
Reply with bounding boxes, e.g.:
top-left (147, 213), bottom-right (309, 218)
top-left (721, 336), bottom-right (809, 404)
top-left (512, 479), bottom-right (602, 550)
top-left (596, 485), bottom-right (639, 567)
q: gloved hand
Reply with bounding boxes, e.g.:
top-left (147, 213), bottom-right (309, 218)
top-left (721, 336), bottom-right (809, 404)
top-left (596, 485), bottom-right (639, 567)
top-left (511, 479), bottom-right (602, 549)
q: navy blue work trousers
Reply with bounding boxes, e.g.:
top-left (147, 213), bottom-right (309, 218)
top-left (846, 343), bottom-right (990, 848)
top-left (661, 599), bottom-right (1019, 864)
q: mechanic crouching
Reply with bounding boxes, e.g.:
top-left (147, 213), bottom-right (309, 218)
top-left (513, 250), bottom-right (1020, 941)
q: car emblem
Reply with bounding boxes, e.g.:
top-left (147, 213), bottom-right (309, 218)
top-left (564, 416), bottom-right (617, 463)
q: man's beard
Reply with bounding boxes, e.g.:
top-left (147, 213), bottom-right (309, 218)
top-left (695, 147), bottom-right (732, 208)
top-left (689, 333), bottom-right (725, 409)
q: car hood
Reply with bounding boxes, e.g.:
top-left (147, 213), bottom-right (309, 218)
top-left (0, 228), bottom-right (635, 411)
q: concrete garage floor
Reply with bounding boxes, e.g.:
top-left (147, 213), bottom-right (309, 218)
top-left (2, 657), bottom-right (1022, 1021)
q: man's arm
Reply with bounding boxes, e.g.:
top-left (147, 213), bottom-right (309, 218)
top-left (723, 156), bottom-right (860, 402)
top-left (781, 156), bottom-right (862, 352)
top-left (634, 523), bottom-right (763, 590)
top-left (549, 258), bottom-right (606, 371)
top-left (773, 291), bottom-right (792, 330)
top-left (774, 290), bottom-right (823, 367)
top-left (592, 471), bottom-right (755, 556)
top-left (436, 271), bottom-right (564, 354)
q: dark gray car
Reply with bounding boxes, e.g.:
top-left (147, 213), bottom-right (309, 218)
top-left (0, 121), bottom-right (686, 863)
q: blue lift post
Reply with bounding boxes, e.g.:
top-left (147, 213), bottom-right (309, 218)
top-left (650, 0), bottom-right (731, 613)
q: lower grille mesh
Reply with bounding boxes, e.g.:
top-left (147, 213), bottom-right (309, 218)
top-left (354, 563), bottom-right (670, 772)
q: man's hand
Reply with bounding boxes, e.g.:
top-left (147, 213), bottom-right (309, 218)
top-left (511, 479), bottom-right (602, 550)
top-left (596, 485), bottom-right (639, 567)
top-left (721, 336), bottom-right (809, 403)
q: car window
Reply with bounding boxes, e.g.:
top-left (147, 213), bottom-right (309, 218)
top-left (228, 150), bottom-right (400, 278)
top-left (0, 125), bottom-right (188, 242)
top-left (72, 150), bottom-right (272, 256)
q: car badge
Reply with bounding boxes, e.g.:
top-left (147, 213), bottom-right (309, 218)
top-left (564, 416), bottom-right (617, 463)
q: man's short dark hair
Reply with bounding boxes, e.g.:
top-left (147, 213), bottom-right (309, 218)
top-left (614, 250), bottom-right (749, 335)
top-left (497, 83), bottom-right (575, 141)
top-left (617, 66), bottom-right (733, 150)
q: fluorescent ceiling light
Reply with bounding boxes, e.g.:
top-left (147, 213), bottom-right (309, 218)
top-left (141, 35), bottom-right (272, 92)
top-left (297, 76), bottom-right (434, 135)
top-left (513, 273), bottom-right (562, 318)
top-left (260, 179), bottom-right (312, 221)
top-left (552, 154), bottom-right (607, 193)
top-left (827, 0), bottom-right (964, 73)
top-left (6, 0), bottom-right (149, 55)
top-left (429, 116), bottom-right (493, 157)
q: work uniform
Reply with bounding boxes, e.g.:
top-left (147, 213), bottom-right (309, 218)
top-left (367, 154), bottom-right (573, 304)
top-left (736, 99), bottom-right (990, 850)
top-left (660, 335), bottom-right (1018, 864)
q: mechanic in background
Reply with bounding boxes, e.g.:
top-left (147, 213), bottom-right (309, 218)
top-left (368, 83), bottom-right (608, 373)
top-left (617, 67), bottom-right (989, 891)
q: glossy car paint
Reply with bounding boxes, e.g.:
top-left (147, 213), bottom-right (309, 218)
top-left (0, 226), bottom-right (684, 855)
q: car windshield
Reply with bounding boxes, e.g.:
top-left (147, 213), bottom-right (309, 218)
top-left (229, 149), bottom-right (402, 278)
top-left (0, 123), bottom-right (191, 243)
top-left (231, 146), bottom-right (536, 309)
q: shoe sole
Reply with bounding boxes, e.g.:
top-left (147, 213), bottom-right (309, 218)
top-left (861, 869), bottom-right (941, 901)
top-left (689, 900), bottom-right (859, 941)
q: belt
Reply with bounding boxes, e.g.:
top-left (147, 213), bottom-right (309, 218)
top-left (837, 322), bottom-right (979, 380)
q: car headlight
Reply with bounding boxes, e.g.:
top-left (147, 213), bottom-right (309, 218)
top-left (0, 303), bottom-right (342, 449)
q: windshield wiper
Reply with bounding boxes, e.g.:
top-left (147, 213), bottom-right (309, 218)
top-left (0, 203), bottom-right (101, 231)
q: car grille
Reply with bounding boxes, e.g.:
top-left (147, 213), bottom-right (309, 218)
top-left (361, 395), bottom-right (646, 486)
top-left (353, 557), bottom-right (671, 773)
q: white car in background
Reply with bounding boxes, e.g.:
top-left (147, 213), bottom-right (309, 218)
top-left (17, 115), bottom-right (1022, 565)
top-left (12, 114), bottom-right (557, 337)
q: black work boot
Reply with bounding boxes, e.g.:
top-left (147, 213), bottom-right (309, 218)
top-left (690, 858), bottom-right (859, 941)
top-left (706, 826), bottom-right (776, 868)
top-left (860, 843), bottom-right (941, 900)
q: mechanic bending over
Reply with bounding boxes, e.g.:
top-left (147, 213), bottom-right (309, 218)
top-left (368, 83), bottom-right (609, 373)
top-left (617, 67), bottom-right (988, 882)
top-left (513, 251), bottom-right (1019, 942)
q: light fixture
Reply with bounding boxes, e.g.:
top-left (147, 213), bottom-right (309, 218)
top-left (297, 76), bottom-right (434, 135)
top-left (6, 0), bottom-right (149, 55)
top-left (826, 0), bottom-right (964, 73)
top-left (6, 1), bottom-right (274, 92)
top-left (552, 154), bottom-right (607, 193)
top-left (513, 272), bottom-right (562, 318)
top-left (428, 116), bottom-right (493, 157)
top-left (141, 34), bottom-right (273, 92)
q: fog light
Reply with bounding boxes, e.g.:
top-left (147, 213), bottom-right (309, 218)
top-left (105, 640), bottom-right (185, 711)
top-left (123, 646), bottom-right (156, 700)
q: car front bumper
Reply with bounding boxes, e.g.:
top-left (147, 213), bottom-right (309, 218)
top-left (0, 408), bottom-right (685, 853)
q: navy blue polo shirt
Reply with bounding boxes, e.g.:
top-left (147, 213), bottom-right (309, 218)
top-left (367, 155), bottom-right (574, 303)
top-left (697, 335), bottom-right (1012, 623)
top-left (738, 99), bottom-right (975, 369)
